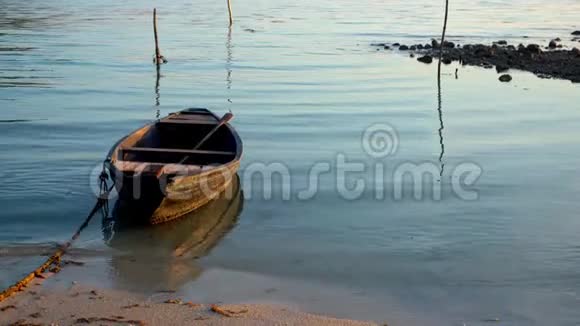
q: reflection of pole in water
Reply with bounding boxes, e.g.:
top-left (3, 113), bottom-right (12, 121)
top-left (436, 66), bottom-right (445, 177)
top-left (226, 26), bottom-right (233, 95)
top-left (155, 64), bottom-right (160, 118)
top-left (436, 0), bottom-right (449, 178)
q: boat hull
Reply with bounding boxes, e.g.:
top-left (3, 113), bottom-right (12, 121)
top-left (109, 161), bottom-right (239, 224)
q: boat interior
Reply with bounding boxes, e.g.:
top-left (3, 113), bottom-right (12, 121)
top-left (117, 109), bottom-right (238, 166)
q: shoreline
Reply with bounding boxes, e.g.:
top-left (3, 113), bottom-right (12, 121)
top-left (0, 281), bottom-right (378, 326)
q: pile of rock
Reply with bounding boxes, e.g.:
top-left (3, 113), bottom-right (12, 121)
top-left (372, 32), bottom-right (580, 83)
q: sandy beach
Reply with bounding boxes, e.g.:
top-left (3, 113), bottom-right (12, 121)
top-left (0, 281), bottom-right (378, 326)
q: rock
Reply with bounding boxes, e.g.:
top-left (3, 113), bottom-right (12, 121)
top-left (554, 37), bottom-right (561, 42)
top-left (526, 44), bottom-right (541, 54)
top-left (384, 39), bottom-right (580, 83)
top-left (417, 44), bottom-right (424, 49)
top-left (431, 39), bottom-right (440, 48)
top-left (409, 53), bottom-right (415, 58)
top-left (399, 45), bottom-right (409, 50)
top-left (499, 74), bottom-right (512, 82)
top-left (393, 42), bottom-right (400, 46)
top-left (384, 45), bottom-right (391, 50)
top-left (443, 41), bottom-right (455, 48)
top-left (473, 44), bottom-right (491, 57)
top-left (409, 45), bottom-right (416, 50)
top-left (496, 64), bottom-right (509, 73)
top-left (572, 31), bottom-right (580, 36)
top-left (549, 40), bottom-right (558, 49)
top-left (496, 40), bottom-right (508, 45)
top-left (417, 55), bottom-right (433, 64)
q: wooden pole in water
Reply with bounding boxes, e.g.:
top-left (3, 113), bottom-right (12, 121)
top-left (153, 8), bottom-right (166, 64)
top-left (153, 8), bottom-right (161, 64)
top-left (227, 0), bottom-right (233, 26)
top-left (437, 0), bottom-right (449, 75)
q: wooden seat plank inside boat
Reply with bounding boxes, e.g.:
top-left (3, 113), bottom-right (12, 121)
top-left (157, 112), bottom-right (219, 125)
top-left (121, 147), bottom-right (235, 156)
top-left (157, 119), bottom-right (219, 125)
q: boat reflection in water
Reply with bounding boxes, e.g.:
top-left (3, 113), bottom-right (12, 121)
top-left (102, 175), bottom-right (243, 292)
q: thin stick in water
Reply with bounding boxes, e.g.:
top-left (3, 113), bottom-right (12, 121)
top-left (153, 8), bottom-right (166, 64)
top-left (437, 0), bottom-right (449, 75)
top-left (227, 0), bottom-right (233, 26)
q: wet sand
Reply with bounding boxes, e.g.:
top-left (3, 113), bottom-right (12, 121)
top-left (0, 281), bottom-right (378, 326)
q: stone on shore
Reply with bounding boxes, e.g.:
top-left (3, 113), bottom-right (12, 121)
top-left (526, 44), bottom-right (541, 54)
top-left (499, 74), bottom-right (512, 82)
top-left (431, 39), bottom-right (440, 49)
top-left (417, 55), bottom-right (433, 64)
top-left (443, 41), bottom-right (455, 48)
top-left (496, 64), bottom-right (509, 73)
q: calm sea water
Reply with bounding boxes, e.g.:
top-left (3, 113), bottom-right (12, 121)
top-left (1, 0), bottom-right (580, 324)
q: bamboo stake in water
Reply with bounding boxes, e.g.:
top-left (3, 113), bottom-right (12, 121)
top-left (437, 0), bottom-right (449, 75)
top-left (153, 8), bottom-right (166, 64)
top-left (227, 0), bottom-right (233, 26)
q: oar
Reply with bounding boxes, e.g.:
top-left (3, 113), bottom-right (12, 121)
top-left (191, 111), bottom-right (234, 152)
top-left (156, 111), bottom-right (235, 178)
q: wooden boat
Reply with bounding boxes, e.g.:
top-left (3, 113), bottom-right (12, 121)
top-left (102, 175), bottom-right (244, 290)
top-left (106, 108), bottom-right (242, 224)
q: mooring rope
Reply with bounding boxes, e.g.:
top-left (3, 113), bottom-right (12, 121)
top-left (0, 161), bottom-right (115, 303)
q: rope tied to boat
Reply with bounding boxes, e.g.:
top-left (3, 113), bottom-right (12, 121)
top-left (0, 160), bottom-right (115, 303)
